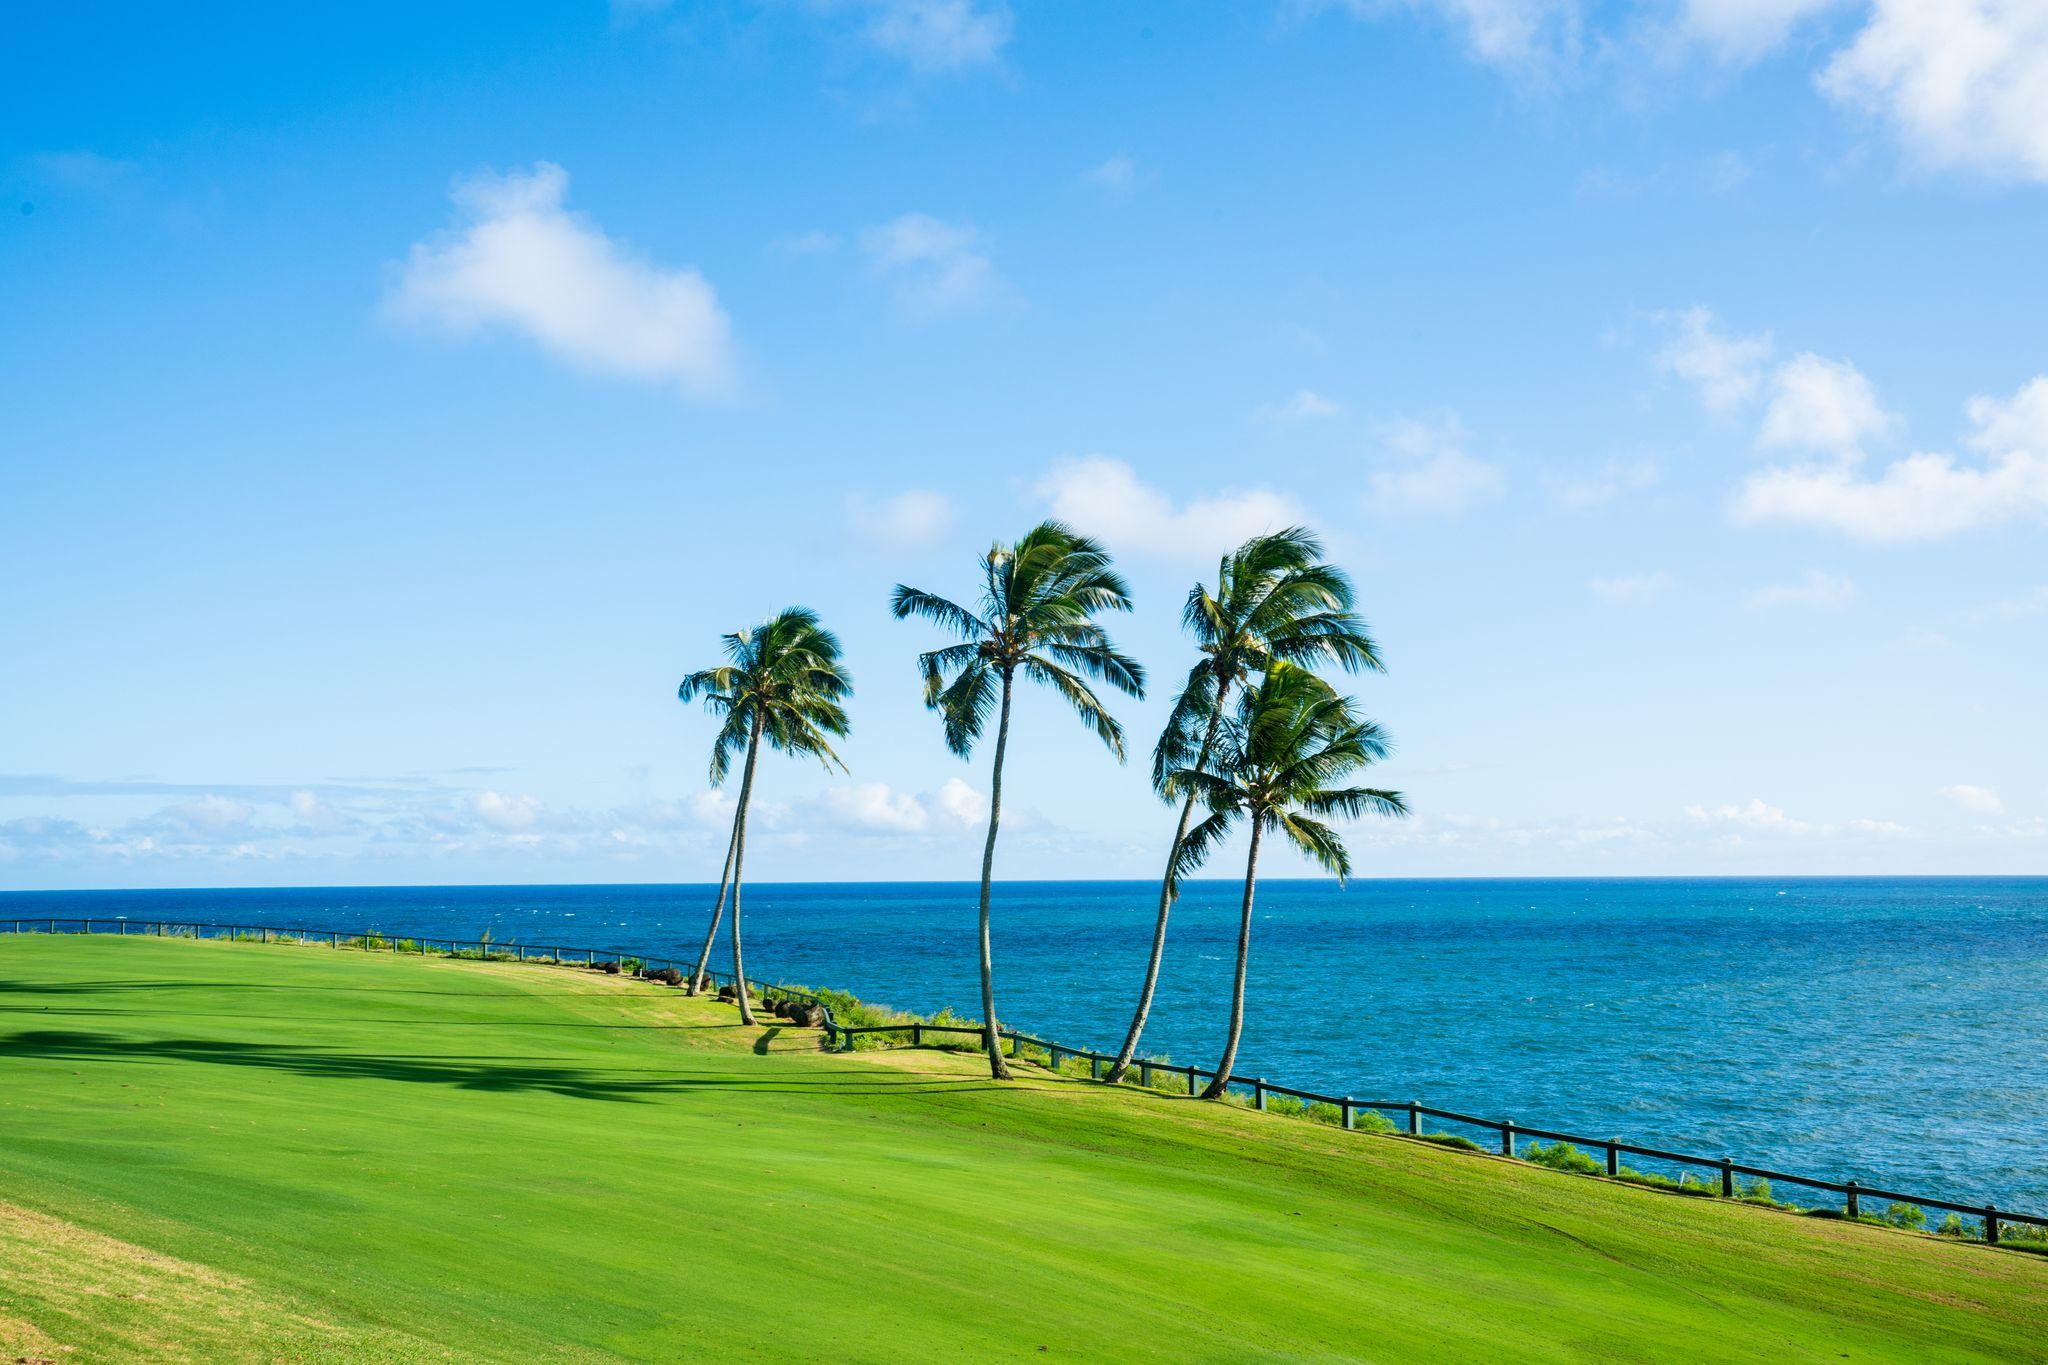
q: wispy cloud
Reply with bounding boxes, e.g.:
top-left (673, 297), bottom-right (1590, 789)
top-left (1256, 389), bottom-right (1343, 424)
top-left (1744, 569), bottom-right (1855, 608)
top-left (861, 212), bottom-right (999, 318)
top-left (1037, 456), bottom-right (1308, 562)
top-left (1589, 571), bottom-right (1673, 606)
top-left (846, 488), bottom-right (953, 548)
top-left (1365, 415), bottom-right (1506, 516)
top-left (1937, 784), bottom-right (2004, 815)
top-left (387, 163), bottom-right (735, 398)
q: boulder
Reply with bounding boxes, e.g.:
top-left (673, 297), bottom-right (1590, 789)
top-left (787, 1002), bottom-right (826, 1028)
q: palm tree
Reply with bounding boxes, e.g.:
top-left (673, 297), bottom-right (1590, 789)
top-left (892, 521), bottom-right (1145, 1079)
top-left (1167, 663), bottom-right (1407, 1098)
top-left (1105, 528), bottom-right (1381, 1083)
top-left (677, 607), bottom-right (852, 1024)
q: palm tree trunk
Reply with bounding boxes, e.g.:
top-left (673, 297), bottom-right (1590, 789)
top-left (1106, 681), bottom-right (1230, 1084)
top-left (727, 710), bottom-right (765, 1027)
top-left (1201, 814), bottom-right (1263, 1100)
top-left (976, 670), bottom-right (1015, 1081)
top-left (685, 814), bottom-right (739, 995)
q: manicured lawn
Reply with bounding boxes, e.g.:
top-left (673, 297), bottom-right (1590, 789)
top-left (1, 934), bottom-right (2042, 1362)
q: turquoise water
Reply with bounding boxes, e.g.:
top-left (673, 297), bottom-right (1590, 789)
top-left (6, 877), bottom-right (2045, 1212)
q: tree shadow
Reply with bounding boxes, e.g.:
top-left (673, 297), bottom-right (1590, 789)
top-left (753, 1026), bottom-right (783, 1055)
top-left (1, 1029), bottom-right (994, 1103)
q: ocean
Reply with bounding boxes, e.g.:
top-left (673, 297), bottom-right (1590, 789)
top-left (6, 876), bottom-right (2045, 1212)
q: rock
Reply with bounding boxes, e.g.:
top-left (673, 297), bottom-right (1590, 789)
top-left (787, 1002), bottom-right (825, 1028)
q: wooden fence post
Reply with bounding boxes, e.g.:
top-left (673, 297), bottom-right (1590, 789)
top-left (1502, 1121), bottom-right (1516, 1157)
top-left (1720, 1158), bottom-right (1734, 1198)
top-left (1253, 1080), bottom-right (1267, 1112)
top-left (912, 1022), bottom-right (923, 1047)
top-left (1984, 1207), bottom-right (2000, 1245)
top-left (1139, 1061), bottom-right (1152, 1088)
top-left (1408, 1101), bottom-right (1421, 1136)
top-left (1607, 1141), bottom-right (1620, 1177)
top-left (1342, 1099), bottom-right (1356, 1131)
top-left (1845, 1181), bottom-right (1860, 1219)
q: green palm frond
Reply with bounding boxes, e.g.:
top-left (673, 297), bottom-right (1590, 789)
top-left (1020, 655), bottom-right (1126, 760)
top-left (1169, 807), bottom-right (1238, 891)
top-left (682, 605), bottom-right (855, 783)
top-left (1273, 811), bottom-right (1352, 881)
top-left (894, 520), bottom-right (1142, 759)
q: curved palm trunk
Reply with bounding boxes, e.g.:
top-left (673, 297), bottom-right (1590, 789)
top-left (1106, 682), bottom-right (1230, 1084)
top-left (727, 710), bottom-right (765, 1027)
top-left (976, 671), bottom-right (1015, 1081)
top-left (685, 816), bottom-right (739, 995)
top-left (1201, 815), bottom-right (1263, 1100)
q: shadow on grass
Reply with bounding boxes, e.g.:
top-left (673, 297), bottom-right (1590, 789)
top-left (1, 1029), bottom-right (992, 1104)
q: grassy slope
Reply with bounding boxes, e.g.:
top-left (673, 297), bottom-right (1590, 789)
top-left (1, 936), bottom-right (2042, 1363)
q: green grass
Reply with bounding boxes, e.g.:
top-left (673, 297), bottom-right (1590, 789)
top-left (2, 936), bottom-right (2043, 1362)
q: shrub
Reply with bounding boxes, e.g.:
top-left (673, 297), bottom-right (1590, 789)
top-left (1936, 1213), bottom-right (1970, 1238)
top-left (1522, 1141), bottom-right (1602, 1176)
top-left (599, 961), bottom-right (621, 975)
top-left (1419, 1132), bottom-right (1486, 1154)
top-left (1884, 1202), bottom-right (1928, 1231)
top-left (1352, 1109), bottom-right (1398, 1135)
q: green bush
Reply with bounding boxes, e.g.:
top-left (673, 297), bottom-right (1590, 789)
top-left (1884, 1202), bottom-right (1928, 1231)
top-left (1936, 1213), bottom-right (1970, 1238)
top-left (1418, 1132), bottom-right (1486, 1154)
top-left (1522, 1141), bottom-right (1602, 1176)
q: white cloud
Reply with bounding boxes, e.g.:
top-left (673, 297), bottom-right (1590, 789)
top-left (1658, 306), bottom-right (1773, 414)
top-left (1037, 456), bottom-right (1308, 561)
top-left (1082, 154), bottom-right (1141, 192)
top-left (1365, 415), bottom-right (1506, 515)
top-left (158, 795), bottom-right (255, 835)
top-left (1744, 569), bottom-right (1856, 608)
top-left (846, 489), bottom-right (953, 548)
top-left (1685, 797), bottom-right (1817, 833)
top-left (1589, 571), bottom-right (1674, 606)
top-left (1967, 583), bottom-right (2048, 620)
top-left (471, 790), bottom-right (545, 832)
top-left (935, 777), bottom-right (986, 826)
top-left (1737, 377), bottom-right (2048, 541)
top-left (861, 213), bottom-right (998, 318)
top-left (855, 0), bottom-right (1012, 71)
top-left (1256, 389), bottom-right (1344, 423)
top-left (1759, 353), bottom-right (1896, 455)
top-left (819, 782), bottom-right (930, 833)
top-left (1938, 783), bottom-right (2005, 814)
top-left (389, 163), bottom-right (734, 397)
top-left (1821, 0), bottom-right (2048, 182)
top-left (1678, 0), bottom-right (1850, 61)
top-left (1552, 456), bottom-right (1660, 508)
top-left (777, 229), bottom-right (841, 254)
top-left (1305, 0), bottom-right (1580, 70)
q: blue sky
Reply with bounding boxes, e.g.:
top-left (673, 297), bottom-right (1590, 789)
top-left (2, 0), bottom-right (2044, 889)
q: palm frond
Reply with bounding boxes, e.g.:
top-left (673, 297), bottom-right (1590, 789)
top-left (888, 586), bottom-right (988, 641)
top-left (1151, 660), bottom-right (1219, 793)
top-left (1021, 655), bottom-right (1126, 760)
top-left (1169, 807), bottom-right (1238, 892)
top-left (1274, 811), bottom-right (1352, 882)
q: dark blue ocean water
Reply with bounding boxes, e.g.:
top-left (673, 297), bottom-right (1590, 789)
top-left (7, 878), bottom-right (2046, 1212)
